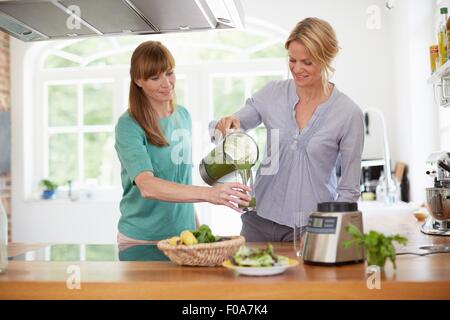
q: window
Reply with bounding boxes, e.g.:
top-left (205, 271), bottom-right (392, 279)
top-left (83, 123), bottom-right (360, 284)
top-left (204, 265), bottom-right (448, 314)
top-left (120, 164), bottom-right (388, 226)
top-left (50, 244), bottom-right (118, 261)
top-left (46, 80), bottom-right (115, 186)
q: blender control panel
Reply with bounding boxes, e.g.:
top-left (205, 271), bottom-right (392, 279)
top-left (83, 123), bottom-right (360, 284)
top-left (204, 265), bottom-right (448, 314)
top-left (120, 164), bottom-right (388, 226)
top-left (307, 216), bottom-right (338, 234)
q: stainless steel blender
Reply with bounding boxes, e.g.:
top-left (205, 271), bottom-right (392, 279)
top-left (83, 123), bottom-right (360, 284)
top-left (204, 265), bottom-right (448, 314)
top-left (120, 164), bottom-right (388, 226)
top-left (422, 151), bottom-right (450, 236)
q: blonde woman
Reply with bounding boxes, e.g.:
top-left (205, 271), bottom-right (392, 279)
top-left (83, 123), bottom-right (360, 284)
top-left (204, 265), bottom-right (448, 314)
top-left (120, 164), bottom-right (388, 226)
top-left (115, 41), bottom-right (250, 243)
top-left (212, 18), bottom-right (365, 242)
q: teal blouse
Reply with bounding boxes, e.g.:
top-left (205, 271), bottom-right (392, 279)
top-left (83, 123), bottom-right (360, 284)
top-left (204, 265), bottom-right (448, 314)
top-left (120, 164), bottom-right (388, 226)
top-left (114, 106), bottom-right (195, 240)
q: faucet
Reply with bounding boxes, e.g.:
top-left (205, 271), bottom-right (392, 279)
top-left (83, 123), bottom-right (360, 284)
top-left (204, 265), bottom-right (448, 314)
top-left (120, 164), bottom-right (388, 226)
top-left (363, 108), bottom-right (394, 203)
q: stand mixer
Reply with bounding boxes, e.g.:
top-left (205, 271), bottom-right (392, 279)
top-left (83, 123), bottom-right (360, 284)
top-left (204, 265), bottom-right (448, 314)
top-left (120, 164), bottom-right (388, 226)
top-left (422, 151), bottom-right (450, 236)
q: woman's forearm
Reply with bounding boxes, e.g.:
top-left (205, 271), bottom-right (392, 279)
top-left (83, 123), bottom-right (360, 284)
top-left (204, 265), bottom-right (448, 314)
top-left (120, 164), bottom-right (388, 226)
top-left (135, 171), bottom-right (211, 203)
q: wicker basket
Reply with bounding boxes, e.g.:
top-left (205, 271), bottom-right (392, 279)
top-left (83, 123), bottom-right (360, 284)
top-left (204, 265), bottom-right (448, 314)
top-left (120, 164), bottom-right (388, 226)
top-left (157, 236), bottom-right (245, 267)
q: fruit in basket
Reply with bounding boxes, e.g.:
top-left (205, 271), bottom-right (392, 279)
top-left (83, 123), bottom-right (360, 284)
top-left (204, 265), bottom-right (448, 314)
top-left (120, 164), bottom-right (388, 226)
top-left (180, 230), bottom-right (198, 245)
top-left (169, 225), bottom-right (222, 246)
top-left (168, 236), bottom-right (181, 246)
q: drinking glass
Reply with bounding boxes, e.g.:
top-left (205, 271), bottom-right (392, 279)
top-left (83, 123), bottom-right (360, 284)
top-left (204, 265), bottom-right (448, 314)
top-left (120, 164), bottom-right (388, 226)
top-left (293, 211), bottom-right (311, 258)
top-left (235, 168), bottom-right (256, 212)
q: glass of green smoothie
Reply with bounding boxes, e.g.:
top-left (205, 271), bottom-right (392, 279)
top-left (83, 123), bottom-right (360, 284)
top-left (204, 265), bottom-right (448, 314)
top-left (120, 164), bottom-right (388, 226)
top-left (235, 162), bottom-right (256, 211)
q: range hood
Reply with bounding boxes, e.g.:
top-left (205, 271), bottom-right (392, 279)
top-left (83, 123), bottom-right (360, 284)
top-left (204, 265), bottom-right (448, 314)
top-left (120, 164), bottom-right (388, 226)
top-left (0, 0), bottom-right (245, 42)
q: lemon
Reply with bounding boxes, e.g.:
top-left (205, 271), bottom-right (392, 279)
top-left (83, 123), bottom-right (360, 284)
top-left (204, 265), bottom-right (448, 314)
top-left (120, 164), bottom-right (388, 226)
top-left (180, 230), bottom-right (198, 245)
top-left (168, 236), bottom-right (181, 246)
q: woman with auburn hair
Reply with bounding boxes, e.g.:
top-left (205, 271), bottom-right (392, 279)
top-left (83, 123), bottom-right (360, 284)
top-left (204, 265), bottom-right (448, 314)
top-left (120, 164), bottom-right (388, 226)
top-left (211, 17), bottom-right (365, 242)
top-left (115, 41), bottom-right (251, 243)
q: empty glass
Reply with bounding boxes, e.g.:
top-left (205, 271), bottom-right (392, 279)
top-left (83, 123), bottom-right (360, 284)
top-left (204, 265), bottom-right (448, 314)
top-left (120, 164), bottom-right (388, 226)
top-left (293, 211), bottom-right (311, 258)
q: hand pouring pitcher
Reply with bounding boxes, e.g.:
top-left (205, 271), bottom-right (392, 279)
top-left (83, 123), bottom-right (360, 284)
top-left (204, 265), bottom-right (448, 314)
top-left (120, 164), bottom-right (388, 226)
top-left (199, 130), bottom-right (259, 210)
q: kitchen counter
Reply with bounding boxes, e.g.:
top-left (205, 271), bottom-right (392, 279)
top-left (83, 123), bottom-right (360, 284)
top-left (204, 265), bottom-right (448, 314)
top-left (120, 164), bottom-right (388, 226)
top-left (0, 211), bottom-right (449, 300)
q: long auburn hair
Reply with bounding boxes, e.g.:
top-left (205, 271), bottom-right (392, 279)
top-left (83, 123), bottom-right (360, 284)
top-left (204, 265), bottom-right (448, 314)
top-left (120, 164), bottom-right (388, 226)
top-left (129, 41), bottom-right (175, 147)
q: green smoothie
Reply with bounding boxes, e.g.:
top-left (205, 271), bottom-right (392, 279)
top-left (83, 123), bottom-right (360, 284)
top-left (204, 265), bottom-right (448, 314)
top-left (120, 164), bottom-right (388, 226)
top-left (204, 162), bottom-right (237, 181)
top-left (236, 166), bottom-right (256, 210)
top-left (239, 196), bottom-right (256, 210)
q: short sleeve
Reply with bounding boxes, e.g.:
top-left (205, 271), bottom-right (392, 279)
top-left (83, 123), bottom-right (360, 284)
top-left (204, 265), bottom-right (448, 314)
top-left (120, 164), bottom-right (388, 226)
top-left (115, 116), bottom-right (154, 183)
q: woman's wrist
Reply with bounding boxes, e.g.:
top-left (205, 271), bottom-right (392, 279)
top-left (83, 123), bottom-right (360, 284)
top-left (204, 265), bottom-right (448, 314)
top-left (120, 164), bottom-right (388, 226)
top-left (199, 186), bottom-right (213, 203)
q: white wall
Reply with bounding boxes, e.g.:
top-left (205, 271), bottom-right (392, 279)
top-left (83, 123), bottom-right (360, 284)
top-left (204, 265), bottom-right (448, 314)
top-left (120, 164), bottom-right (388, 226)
top-left (10, 0), bottom-right (441, 243)
top-left (390, 0), bottom-right (439, 203)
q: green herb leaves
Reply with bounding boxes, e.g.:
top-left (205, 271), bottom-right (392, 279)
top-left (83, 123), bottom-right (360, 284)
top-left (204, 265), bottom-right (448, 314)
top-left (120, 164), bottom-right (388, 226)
top-left (343, 223), bottom-right (408, 269)
top-left (191, 224), bottom-right (221, 244)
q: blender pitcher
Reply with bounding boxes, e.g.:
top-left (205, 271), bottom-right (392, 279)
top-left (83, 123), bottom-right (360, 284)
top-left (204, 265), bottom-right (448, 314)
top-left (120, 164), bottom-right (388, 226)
top-left (199, 130), bottom-right (259, 210)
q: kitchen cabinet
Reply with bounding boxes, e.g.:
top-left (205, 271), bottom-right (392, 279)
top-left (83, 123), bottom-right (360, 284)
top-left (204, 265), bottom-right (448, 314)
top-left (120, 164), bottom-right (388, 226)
top-left (0, 212), bottom-right (449, 299)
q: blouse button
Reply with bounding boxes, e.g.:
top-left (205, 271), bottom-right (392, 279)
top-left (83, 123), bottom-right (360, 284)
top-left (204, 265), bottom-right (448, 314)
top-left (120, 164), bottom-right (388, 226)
top-left (290, 140), bottom-right (298, 150)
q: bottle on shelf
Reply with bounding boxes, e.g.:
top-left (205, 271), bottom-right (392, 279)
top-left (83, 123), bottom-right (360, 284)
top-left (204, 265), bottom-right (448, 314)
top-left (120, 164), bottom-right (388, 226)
top-left (438, 7), bottom-right (448, 67)
top-left (447, 9), bottom-right (450, 61)
top-left (430, 44), bottom-right (439, 74)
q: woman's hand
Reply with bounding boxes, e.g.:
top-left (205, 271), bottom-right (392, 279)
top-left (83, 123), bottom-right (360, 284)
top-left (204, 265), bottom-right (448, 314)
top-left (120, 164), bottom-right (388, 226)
top-left (207, 182), bottom-right (252, 213)
top-left (215, 116), bottom-right (240, 137)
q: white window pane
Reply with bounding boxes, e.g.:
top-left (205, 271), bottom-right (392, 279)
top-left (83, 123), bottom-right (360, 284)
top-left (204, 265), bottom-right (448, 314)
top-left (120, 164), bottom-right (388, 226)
top-left (213, 76), bottom-right (245, 119)
top-left (48, 84), bottom-right (77, 127)
top-left (49, 133), bottom-right (78, 185)
top-left (84, 132), bottom-right (114, 186)
top-left (175, 77), bottom-right (185, 107)
top-left (250, 75), bottom-right (283, 93)
top-left (44, 55), bottom-right (79, 69)
top-left (83, 82), bottom-right (113, 125)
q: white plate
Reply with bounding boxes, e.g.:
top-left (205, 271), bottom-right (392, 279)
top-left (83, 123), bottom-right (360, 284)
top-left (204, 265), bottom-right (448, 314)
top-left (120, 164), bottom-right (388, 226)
top-left (222, 258), bottom-right (298, 276)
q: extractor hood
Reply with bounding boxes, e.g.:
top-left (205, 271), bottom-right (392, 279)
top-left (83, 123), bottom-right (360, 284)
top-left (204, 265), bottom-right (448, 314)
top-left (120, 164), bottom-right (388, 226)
top-left (0, 0), bottom-right (245, 42)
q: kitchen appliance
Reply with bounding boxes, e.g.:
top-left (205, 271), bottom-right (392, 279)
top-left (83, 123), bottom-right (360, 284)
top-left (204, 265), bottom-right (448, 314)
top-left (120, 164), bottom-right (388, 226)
top-left (422, 151), bottom-right (450, 236)
top-left (0, 0), bottom-right (245, 42)
top-left (200, 130), bottom-right (258, 210)
top-left (302, 202), bottom-right (365, 265)
top-left (199, 130), bottom-right (258, 186)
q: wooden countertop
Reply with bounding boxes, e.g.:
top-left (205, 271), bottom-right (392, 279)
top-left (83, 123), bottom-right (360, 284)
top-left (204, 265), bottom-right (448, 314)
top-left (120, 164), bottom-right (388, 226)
top-left (1, 212), bottom-right (450, 300)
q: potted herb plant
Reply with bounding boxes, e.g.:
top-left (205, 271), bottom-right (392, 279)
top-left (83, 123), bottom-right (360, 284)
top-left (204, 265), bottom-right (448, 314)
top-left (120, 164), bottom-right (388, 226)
top-left (343, 223), bottom-right (408, 270)
top-left (39, 179), bottom-right (58, 200)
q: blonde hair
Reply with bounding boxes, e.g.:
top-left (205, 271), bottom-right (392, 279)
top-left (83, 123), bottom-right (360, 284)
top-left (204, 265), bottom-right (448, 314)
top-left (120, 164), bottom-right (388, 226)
top-left (285, 17), bottom-right (339, 94)
top-left (129, 41), bottom-right (175, 147)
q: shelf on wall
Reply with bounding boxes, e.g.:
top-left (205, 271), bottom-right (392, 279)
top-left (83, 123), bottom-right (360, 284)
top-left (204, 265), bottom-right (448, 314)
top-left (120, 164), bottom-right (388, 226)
top-left (428, 59), bottom-right (450, 84)
top-left (427, 60), bottom-right (450, 108)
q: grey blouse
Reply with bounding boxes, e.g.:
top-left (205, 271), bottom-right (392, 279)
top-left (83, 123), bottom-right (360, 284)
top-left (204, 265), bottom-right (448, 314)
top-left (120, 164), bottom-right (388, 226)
top-left (210, 79), bottom-right (364, 228)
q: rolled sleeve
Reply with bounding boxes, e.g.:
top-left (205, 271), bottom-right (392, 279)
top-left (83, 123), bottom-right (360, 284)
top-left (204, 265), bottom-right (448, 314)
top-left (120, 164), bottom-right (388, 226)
top-left (233, 82), bottom-right (273, 131)
top-left (336, 108), bottom-right (365, 202)
top-left (115, 118), bottom-right (153, 184)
